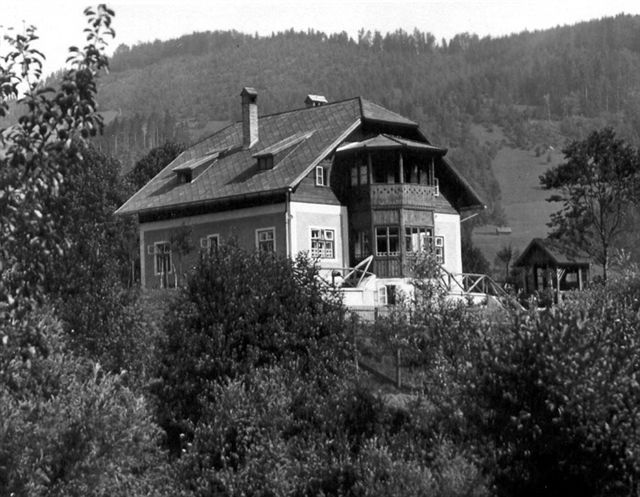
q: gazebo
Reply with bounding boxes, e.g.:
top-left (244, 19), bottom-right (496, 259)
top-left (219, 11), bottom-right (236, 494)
top-left (514, 238), bottom-right (590, 299)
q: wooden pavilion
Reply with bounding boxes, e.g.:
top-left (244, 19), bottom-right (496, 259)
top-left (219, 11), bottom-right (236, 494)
top-left (514, 238), bottom-right (590, 300)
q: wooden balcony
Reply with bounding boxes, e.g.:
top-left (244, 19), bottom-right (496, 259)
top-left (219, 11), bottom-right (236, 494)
top-left (369, 183), bottom-right (439, 208)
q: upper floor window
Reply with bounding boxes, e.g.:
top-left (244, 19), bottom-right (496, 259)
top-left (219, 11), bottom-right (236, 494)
top-left (151, 241), bottom-right (172, 275)
top-left (256, 228), bottom-right (275, 253)
top-left (311, 228), bottom-right (335, 259)
top-left (375, 226), bottom-right (399, 256)
top-left (354, 231), bottom-right (370, 260)
top-left (350, 161), bottom-right (368, 187)
top-left (258, 156), bottom-right (274, 170)
top-left (315, 165), bottom-right (325, 186)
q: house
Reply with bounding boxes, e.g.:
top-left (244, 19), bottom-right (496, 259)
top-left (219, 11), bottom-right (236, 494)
top-left (116, 88), bottom-right (484, 305)
top-left (514, 237), bottom-right (590, 300)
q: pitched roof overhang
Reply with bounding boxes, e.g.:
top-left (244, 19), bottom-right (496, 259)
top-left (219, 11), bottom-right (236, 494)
top-left (336, 134), bottom-right (447, 154)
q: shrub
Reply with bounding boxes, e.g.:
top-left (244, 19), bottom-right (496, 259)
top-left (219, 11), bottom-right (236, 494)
top-left (0, 308), bottom-right (173, 496)
top-left (154, 243), bottom-right (351, 452)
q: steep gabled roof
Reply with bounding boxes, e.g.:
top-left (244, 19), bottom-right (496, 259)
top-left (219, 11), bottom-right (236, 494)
top-left (117, 98), bottom-right (365, 215)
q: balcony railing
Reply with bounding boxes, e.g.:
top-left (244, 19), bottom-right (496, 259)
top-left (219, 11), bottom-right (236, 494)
top-left (369, 182), bottom-right (439, 208)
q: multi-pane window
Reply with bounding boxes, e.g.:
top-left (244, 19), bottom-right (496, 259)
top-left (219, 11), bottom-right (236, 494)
top-left (310, 228), bottom-right (335, 259)
top-left (315, 165), bottom-right (325, 186)
top-left (375, 226), bottom-right (399, 256)
top-left (153, 241), bottom-right (172, 275)
top-left (432, 236), bottom-right (444, 263)
top-left (404, 227), bottom-right (444, 263)
top-left (256, 228), bottom-right (275, 253)
top-left (350, 161), bottom-right (368, 186)
top-left (200, 234), bottom-right (219, 255)
top-left (354, 231), bottom-right (370, 259)
top-left (405, 227), bottom-right (433, 253)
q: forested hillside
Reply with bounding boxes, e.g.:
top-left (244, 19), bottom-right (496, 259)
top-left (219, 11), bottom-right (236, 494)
top-left (91, 14), bottom-right (640, 222)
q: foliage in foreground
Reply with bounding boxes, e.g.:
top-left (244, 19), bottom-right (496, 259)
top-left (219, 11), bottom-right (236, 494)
top-left (154, 244), bottom-right (352, 452)
top-left (0, 309), bottom-right (173, 497)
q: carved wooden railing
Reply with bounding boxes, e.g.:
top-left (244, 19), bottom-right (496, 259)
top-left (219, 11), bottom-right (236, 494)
top-left (369, 182), bottom-right (439, 207)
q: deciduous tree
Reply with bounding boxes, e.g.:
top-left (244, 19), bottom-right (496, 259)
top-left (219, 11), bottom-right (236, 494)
top-left (540, 127), bottom-right (640, 281)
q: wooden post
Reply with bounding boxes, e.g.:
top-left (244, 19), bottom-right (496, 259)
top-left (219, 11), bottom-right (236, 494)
top-left (395, 348), bottom-right (401, 389)
top-left (578, 267), bottom-right (583, 290)
top-left (398, 152), bottom-right (404, 184)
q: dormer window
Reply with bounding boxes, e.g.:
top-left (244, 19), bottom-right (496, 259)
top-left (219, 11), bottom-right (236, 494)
top-left (258, 155), bottom-right (274, 170)
top-left (177, 170), bottom-right (192, 183)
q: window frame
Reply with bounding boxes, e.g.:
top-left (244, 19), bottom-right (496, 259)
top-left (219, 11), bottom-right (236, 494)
top-left (315, 165), bottom-right (325, 186)
top-left (310, 227), bottom-right (336, 260)
top-left (200, 233), bottom-right (220, 254)
top-left (375, 226), bottom-right (400, 256)
top-left (256, 227), bottom-right (276, 253)
top-left (153, 241), bottom-right (173, 275)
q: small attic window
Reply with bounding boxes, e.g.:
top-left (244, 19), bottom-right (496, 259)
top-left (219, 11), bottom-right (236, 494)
top-left (177, 170), bottom-right (192, 183)
top-left (258, 155), bottom-right (274, 170)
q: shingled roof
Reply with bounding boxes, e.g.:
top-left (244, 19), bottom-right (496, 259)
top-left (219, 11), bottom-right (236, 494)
top-left (116, 95), bottom-right (463, 216)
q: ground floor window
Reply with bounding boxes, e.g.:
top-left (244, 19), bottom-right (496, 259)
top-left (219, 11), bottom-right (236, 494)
top-left (405, 226), bottom-right (444, 263)
top-left (405, 226), bottom-right (433, 252)
top-left (153, 241), bottom-right (172, 275)
top-left (375, 226), bottom-right (399, 256)
top-left (256, 228), bottom-right (275, 253)
top-left (200, 234), bottom-right (219, 255)
top-left (310, 228), bottom-right (335, 259)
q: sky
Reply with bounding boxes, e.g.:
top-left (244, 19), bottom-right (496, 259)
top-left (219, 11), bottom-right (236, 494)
top-left (2, 0), bottom-right (640, 76)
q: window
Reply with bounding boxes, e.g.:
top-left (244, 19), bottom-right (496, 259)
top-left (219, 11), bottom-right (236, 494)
top-left (359, 163), bottom-right (368, 185)
top-left (256, 228), bottom-right (275, 253)
top-left (315, 165), bottom-right (325, 186)
top-left (152, 241), bottom-right (172, 275)
top-left (310, 228), bottom-right (335, 259)
top-left (376, 285), bottom-right (388, 305)
top-left (432, 235), bottom-right (444, 263)
top-left (404, 227), bottom-right (444, 263)
top-left (258, 156), bottom-right (274, 170)
top-left (354, 231), bottom-right (370, 259)
top-left (350, 166), bottom-right (358, 186)
top-left (405, 227), bottom-right (433, 253)
top-left (375, 226), bottom-right (399, 256)
top-left (200, 234), bottom-right (219, 254)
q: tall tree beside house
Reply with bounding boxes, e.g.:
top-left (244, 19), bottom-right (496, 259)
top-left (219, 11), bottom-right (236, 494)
top-left (0, 7), bottom-right (176, 496)
top-left (540, 128), bottom-right (640, 281)
top-left (126, 141), bottom-right (186, 190)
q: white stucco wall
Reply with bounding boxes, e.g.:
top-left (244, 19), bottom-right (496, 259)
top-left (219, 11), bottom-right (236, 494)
top-left (289, 201), bottom-right (349, 270)
top-left (434, 212), bottom-right (462, 274)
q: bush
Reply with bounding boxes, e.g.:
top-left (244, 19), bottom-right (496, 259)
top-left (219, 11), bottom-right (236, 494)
top-left (154, 243), bottom-right (351, 452)
top-left (468, 294), bottom-right (640, 497)
top-left (0, 308), bottom-right (173, 496)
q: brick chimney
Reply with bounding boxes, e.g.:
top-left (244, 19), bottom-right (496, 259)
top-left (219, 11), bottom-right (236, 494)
top-left (241, 87), bottom-right (258, 149)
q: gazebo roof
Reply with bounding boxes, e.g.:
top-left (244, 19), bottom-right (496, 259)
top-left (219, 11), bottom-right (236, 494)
top-left (514, 238), bottom-right (591, 268)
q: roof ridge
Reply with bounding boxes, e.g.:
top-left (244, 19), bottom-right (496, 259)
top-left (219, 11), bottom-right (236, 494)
top-left (255, 96), bottom-right (361, 120)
